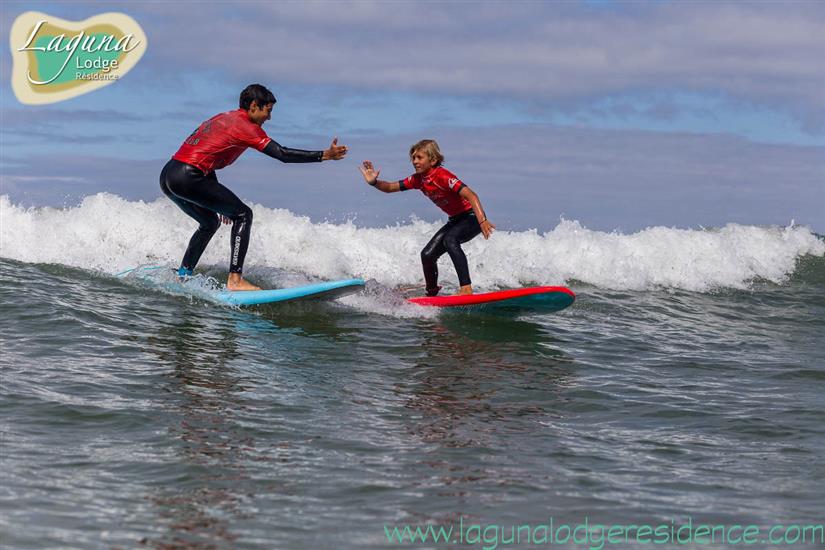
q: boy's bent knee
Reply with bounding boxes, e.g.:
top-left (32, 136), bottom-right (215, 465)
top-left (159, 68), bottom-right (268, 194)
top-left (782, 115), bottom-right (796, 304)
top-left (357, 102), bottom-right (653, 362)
top-left (443, 235), bottom-right (462, 253)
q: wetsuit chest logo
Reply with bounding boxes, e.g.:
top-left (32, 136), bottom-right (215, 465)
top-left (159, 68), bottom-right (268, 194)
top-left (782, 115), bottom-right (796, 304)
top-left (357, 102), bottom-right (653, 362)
top-left (184, 119), bottom-right (213, 146)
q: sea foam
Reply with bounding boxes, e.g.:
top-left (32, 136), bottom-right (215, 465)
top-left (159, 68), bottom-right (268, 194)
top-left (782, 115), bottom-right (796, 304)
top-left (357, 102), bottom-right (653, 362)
top-left (1, 193), bottom-right (822, 293)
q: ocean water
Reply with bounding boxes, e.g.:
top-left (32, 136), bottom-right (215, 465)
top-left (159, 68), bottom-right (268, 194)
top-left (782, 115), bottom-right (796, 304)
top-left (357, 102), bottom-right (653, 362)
top-left (1, 194), bottom-right (824, 549)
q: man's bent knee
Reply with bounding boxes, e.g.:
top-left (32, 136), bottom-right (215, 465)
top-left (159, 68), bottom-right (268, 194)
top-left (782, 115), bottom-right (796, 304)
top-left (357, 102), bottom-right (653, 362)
top-left (201, 215), bottom-right (221, 234)
top-left (231, 205), bottom-right (253, 223)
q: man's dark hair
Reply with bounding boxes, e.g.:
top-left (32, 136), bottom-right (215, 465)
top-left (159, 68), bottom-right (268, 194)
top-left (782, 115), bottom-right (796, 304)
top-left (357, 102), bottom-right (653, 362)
top-left (239, 84), bottom-right (276, 110)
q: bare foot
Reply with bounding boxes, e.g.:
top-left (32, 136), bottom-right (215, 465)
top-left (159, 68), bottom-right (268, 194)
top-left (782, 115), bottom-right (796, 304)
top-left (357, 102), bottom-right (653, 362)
top-left (226, 274), bottom-right (261, 291)
top-left (456, 285), bottom-right (473, 296)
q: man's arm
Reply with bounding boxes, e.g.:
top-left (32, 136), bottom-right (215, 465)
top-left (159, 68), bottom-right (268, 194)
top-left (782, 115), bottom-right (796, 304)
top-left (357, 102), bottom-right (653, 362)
top-left (262, 140), bottom-right (323, 163)
top-left (262, 137), bottom-right (348, 163)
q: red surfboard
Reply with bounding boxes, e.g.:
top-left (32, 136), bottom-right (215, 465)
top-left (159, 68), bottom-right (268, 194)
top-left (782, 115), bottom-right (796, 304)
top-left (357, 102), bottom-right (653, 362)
top-left (408, 286), bottom-right (575, 313)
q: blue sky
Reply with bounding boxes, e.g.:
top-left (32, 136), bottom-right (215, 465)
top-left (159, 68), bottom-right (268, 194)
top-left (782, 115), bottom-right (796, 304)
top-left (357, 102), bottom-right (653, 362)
top-left (2, 0), bottom-right (823, 232)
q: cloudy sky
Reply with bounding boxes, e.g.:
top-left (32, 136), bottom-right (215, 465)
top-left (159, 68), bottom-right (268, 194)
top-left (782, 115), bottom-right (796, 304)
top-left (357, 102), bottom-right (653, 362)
top-left (1, 0), bottom-right (823, 232)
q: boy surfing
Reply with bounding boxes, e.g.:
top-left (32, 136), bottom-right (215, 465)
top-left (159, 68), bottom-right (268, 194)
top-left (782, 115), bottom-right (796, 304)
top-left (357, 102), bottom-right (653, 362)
top-left (160, 84), bottom-right (348, 291)
top-left (359, 139), bottom-right (494, 296)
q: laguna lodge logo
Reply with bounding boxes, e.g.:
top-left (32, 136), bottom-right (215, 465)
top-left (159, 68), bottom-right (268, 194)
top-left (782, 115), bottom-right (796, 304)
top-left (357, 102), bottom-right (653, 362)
top-left (10, 11), bottom-right (147, 104)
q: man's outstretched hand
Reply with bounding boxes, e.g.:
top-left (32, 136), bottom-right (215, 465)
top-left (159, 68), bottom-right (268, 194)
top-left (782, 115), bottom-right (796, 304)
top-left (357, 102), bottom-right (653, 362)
top-left (322, 137), bottom-right (348, 161)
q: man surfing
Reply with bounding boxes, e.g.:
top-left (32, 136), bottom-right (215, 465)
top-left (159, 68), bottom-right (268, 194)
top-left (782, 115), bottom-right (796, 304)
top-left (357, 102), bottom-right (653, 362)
top-left (160, 84), bottom-right (348, 290)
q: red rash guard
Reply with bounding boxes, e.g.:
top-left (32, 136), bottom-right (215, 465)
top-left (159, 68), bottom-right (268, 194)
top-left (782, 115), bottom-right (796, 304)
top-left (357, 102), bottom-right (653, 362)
top-left (399, 166), bottom-right (472, 217)
top-left (172, 109), bottom-right (272, 173)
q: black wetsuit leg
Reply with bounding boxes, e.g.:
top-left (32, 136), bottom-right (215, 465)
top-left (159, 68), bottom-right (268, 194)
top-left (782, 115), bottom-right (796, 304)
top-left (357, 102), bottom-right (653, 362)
top-left (159, 159), bottom-right (253, 274)
top-left (420, 211), bottom-right (482, 295)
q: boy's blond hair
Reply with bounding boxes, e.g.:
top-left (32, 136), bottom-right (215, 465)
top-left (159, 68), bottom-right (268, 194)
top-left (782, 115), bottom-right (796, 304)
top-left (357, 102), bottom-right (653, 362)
top-left (409, 139), bottom-right (444, 167)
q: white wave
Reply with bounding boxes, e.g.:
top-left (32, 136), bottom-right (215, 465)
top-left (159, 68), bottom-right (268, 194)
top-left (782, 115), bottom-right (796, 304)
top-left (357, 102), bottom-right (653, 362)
top-left (1, 193), bottom-right (823, 293)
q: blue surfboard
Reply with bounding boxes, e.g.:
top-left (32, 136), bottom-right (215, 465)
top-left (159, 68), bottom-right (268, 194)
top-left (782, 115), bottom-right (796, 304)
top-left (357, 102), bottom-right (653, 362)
top-left (214, 278), bottom-right (365, 306)
top-left (116, 266), bottom-right (365, 306)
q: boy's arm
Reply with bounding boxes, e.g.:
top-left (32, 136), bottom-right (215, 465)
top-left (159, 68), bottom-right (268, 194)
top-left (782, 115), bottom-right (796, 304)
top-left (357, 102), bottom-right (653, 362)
top-left (359, 161), bottom-right (402, 193)
top-left (371, 179), bottom-right (403, 193)
top-left (459, 186), bottom-right (495, 239)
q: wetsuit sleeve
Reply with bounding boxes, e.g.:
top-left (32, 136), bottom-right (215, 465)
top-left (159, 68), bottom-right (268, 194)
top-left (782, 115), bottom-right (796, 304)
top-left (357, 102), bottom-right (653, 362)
top-left (398, 174), bottom-right (419, 191)
top-left (262, 140), bottom-right (324, 163)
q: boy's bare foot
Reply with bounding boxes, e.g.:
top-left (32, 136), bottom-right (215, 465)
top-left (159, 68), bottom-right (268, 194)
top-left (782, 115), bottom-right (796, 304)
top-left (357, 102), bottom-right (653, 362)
top-left (227, 273), bottom-right (261, 291)
top-left (457, 285), bottom-right (473, 295)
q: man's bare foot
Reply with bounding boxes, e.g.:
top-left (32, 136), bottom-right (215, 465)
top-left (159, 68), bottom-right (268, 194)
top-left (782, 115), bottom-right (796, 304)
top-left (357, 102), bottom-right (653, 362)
top-left (227, 273), bottom-right (261, 291)
top-left (457, 285), bottom-right (473, 296)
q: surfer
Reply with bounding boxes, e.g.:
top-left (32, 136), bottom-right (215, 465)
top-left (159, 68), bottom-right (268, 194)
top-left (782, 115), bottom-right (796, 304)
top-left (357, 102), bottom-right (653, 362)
top-left (160, 84), bottom-right (348, 291)
top-left (359, 139), bottom-right (495, 296)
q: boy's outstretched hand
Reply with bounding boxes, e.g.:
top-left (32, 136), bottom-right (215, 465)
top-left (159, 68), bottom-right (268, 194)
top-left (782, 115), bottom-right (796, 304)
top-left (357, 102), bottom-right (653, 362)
top-left (322, 137), bottom-right (348, 161)
top-left (359, 160), bottom-right (381, 185)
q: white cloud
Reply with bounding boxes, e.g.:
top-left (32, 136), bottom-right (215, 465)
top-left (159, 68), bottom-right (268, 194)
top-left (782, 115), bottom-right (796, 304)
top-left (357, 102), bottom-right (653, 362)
top-left (4, 1), bottom-right (822, 135)
top-left (128, 1), bottom-right (824, 128)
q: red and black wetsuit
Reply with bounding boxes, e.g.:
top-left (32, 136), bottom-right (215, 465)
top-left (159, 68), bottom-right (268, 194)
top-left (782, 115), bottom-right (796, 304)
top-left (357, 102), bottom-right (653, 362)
top-left (160, 109), bottom-right (322, 275)
top-left (399, 166), bottom-right (481, 294)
